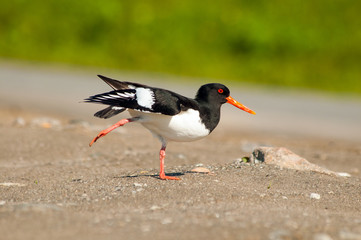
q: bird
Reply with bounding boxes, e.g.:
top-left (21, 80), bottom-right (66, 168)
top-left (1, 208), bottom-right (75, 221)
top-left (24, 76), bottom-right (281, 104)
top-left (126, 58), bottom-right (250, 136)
top-left (85, 75), bottom-right (256, 180)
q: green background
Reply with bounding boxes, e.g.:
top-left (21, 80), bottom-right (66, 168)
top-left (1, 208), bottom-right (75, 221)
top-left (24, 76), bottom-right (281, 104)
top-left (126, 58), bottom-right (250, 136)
top-left (1, 0), bottom-right (361, 93)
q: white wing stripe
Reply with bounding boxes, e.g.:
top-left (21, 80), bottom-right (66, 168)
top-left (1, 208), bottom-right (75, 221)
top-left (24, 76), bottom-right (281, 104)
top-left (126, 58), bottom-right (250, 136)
top-left (94, 92), bottom-right (135, 100)
top-left (136, 88), bottom-right (155, 108)
top-left (112, 106), bottom-right (124, 110)
top-left (117, 92), bottom-right (135, 98)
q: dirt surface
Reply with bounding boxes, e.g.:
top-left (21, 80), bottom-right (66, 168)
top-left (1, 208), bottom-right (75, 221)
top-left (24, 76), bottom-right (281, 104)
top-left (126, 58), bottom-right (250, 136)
top-left (0, 106), bottom-right (360, 240)
top-left (0, 63), bottom-right (361, 240)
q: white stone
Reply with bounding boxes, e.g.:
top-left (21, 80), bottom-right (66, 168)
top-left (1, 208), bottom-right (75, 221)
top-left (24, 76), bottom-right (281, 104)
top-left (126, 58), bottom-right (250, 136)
top-left (0, 182), bottom-right (26, 187)
top-left (310, 193), bottom-right (321, 200)
top-left (313, 233), bottom-right (333, 240)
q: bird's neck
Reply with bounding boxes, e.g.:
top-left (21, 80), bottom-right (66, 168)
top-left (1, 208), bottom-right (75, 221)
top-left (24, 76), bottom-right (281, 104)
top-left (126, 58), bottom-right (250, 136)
top-left (197, 102), bottom-right (222, 133)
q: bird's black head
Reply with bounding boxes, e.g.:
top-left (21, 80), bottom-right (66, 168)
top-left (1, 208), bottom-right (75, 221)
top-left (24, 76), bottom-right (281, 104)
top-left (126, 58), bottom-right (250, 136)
top-left (195, 83), bottom-right (256, 114)
top-left (194, 83), bottom-right (255, 133)
top-left (195, 83), bottom-right (230, 105)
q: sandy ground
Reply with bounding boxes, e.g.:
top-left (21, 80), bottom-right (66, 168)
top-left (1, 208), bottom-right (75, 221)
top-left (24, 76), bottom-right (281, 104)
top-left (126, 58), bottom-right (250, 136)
top-left (0, 62), bottom-right (361, 240)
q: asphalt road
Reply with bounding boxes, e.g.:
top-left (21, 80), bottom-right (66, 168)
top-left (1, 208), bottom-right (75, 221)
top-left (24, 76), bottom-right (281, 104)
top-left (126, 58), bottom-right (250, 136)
top-left (1, 60), bottom-right (360, 142)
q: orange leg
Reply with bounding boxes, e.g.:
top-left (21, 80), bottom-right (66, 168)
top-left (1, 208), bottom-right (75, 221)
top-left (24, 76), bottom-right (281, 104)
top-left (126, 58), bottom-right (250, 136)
top-left (159, 145), bottom-right (180, 180)
top-left (89, 118), bottom-right (132, 147)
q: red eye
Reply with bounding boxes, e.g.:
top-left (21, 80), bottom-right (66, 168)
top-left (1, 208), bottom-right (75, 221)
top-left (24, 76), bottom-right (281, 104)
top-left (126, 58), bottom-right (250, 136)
top-left (218, 88), bottom-right (224, 94)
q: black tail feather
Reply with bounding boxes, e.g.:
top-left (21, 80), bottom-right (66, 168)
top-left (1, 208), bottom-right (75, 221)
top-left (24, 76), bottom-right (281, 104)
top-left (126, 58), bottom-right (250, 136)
top-left (97, 75), bottom-right (129, 90)
top-left (94, 106), bottom-right (126, 119)
top-left (97, 75), bottom-right (149, 90)
top-left (84, 90), bottom-right (136, 106)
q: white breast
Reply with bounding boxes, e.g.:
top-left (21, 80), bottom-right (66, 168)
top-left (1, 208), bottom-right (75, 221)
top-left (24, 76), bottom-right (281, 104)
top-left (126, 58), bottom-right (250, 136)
top-left (129, 109), bottom-right (210, 142)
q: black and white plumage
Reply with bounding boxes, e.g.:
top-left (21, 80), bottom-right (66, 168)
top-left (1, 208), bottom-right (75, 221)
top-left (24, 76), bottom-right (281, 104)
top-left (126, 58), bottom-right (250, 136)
top-left (85, 75), bottom-right (255, 180)
top-left (86, 75), bottom-right (198, 116)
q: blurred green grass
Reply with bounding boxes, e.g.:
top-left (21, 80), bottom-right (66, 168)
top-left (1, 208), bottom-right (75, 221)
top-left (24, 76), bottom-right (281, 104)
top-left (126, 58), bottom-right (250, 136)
top-left (1, 0), bottom-right (361, 94)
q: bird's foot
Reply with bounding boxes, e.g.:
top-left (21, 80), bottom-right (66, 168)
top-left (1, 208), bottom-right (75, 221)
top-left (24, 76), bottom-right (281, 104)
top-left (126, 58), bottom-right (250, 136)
top-left (159, 173), bottom-right (180, 180)
top-left (89, 130), bottom-right (108, 146)
top-left (89, 118), bottom-right (131, 147)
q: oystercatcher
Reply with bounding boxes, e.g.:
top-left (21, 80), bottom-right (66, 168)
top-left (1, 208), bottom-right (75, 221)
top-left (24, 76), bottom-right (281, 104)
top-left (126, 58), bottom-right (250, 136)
top-left (85, 75), bottom-right (255, 180)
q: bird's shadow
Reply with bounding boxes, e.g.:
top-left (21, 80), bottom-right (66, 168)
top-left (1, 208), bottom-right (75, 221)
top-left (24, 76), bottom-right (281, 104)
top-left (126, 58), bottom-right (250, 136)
top-left (115, 172), bottom-right (185, 180)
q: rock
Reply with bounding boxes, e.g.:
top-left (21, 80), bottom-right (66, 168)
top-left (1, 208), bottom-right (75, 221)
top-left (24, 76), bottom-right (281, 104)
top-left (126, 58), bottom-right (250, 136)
top-left (310, 193), bottom-right (321, 200)
top-left (250, 147), bottom-right (350, 177)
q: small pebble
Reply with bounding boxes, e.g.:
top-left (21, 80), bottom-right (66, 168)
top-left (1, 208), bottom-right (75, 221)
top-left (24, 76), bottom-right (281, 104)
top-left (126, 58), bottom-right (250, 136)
top-left (81, 193), bottom-right (90, 201)
top-left (150, 205), bottom-right (161, 211)
top-left (269, 229), bottom-right (291, 240)
top-left (177, 154), bottom-right (186, 159)
top-left (337, 172), bottom-right (351, 177)
top-left (0, 182), bottom-right (26, 187)
top-left (161, 218), bottom-right (172, 225)
top-left (141, 225), bottom-right (151, 232)
top-left (13, 117), bottom-right (26, 127)
top-left (31, 117), bottom-right (62, 129)
top-left (350, 168), bottom-right (359, 174)
top-left (190, 167), bottom-right (210, 174)
top-left (313, 233), bottom-right (333, 240)
top-left (339, 230), bottom-right (361, 239)
top-left (310, 193), bottom-right (321, 200)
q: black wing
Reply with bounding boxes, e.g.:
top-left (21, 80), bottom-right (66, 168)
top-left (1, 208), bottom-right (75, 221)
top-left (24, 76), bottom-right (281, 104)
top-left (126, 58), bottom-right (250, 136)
top-left (86, 75), bottom-right (199, 117)
top-left (150, 88), bottom-right (199, 115)
top-left (85, 88), bottom-right (199, 116)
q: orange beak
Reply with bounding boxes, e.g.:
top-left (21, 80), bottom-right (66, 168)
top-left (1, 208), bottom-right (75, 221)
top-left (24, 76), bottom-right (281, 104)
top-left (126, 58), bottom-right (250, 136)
top-left (226, 96), bottom-right (256, 115)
